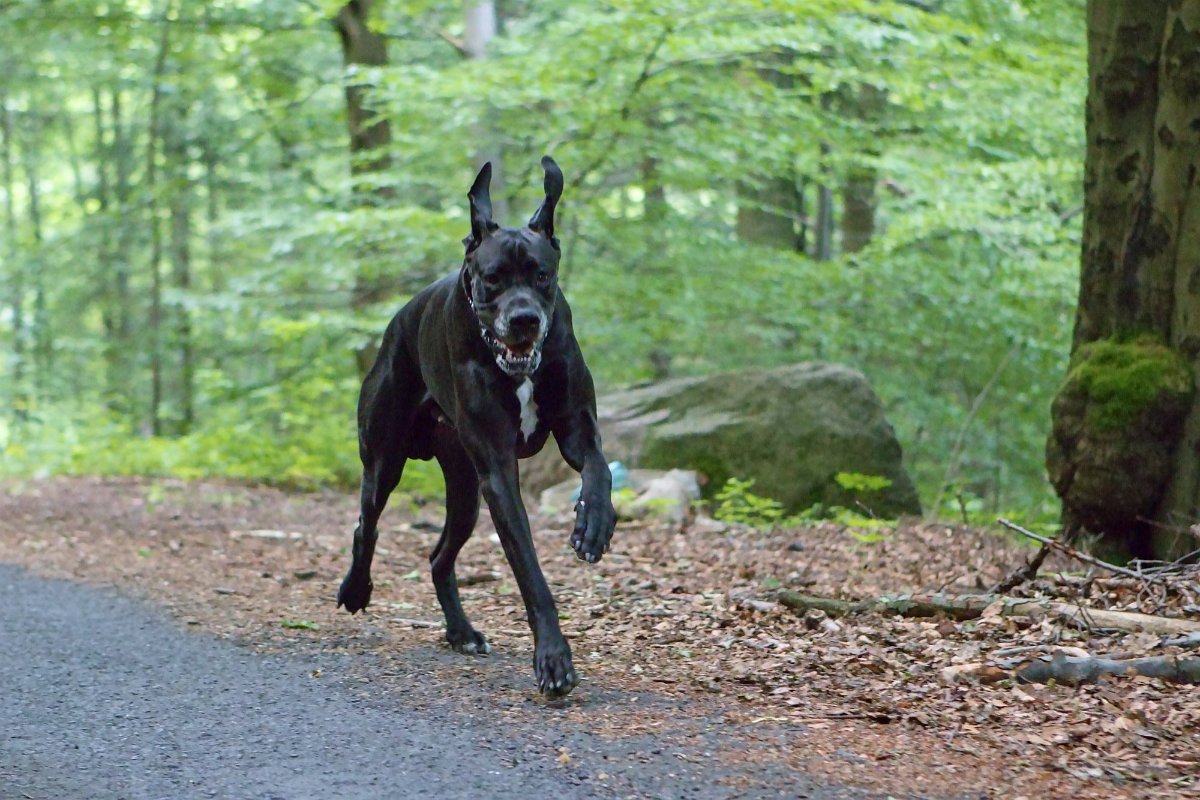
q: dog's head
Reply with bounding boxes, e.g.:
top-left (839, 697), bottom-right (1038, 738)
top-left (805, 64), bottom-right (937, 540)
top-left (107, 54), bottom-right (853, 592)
top-left (461, 156), bottom-right (563, 377)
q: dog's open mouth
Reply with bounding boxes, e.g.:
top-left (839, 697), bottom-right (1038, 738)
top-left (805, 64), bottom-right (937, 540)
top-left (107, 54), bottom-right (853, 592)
top-left (482, 329), bottom-right (543, 376)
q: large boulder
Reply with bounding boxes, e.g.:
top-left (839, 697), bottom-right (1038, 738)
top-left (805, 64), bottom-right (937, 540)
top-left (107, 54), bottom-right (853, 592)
top-left (522, 362), bottom-right (921, 517)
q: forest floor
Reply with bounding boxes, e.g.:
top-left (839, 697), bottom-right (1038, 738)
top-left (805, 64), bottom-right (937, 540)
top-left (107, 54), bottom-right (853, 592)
top-left (1, 476), bottom-right (1198, 799)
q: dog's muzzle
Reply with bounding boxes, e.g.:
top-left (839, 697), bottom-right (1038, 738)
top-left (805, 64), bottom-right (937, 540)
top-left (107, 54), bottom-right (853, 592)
top-left (470, 299), bottom-right (548, 377)
top-left (480, 325), bottom-right (544, 376)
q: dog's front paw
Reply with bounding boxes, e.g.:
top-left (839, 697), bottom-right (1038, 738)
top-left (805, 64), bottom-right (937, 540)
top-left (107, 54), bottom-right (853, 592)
top-left (446, 625), bottom-right (492, 655)
top-left (570, 493), bottom-right (616, 564)
top-left (337, 571), bottom-right (373, 614)
top-left (533, 640), bottom-right (578, 698)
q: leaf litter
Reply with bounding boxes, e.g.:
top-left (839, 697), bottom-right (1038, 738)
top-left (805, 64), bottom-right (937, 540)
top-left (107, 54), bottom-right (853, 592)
top-left (2, 476), bottom-right (1198, 799)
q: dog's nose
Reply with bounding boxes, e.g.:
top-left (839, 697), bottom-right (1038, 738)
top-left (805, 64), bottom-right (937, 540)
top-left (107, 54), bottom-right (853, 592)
top-left (508, 311), bottom-right (541, 335)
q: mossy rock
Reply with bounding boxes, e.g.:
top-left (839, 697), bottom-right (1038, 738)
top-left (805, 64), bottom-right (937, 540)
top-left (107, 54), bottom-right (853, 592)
top-left (521, 362), bottom-right (921, 516)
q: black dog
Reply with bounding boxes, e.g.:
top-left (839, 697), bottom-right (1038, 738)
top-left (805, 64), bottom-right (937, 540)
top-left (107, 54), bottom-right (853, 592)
top-left (337, 157), bottom-right (616, 697)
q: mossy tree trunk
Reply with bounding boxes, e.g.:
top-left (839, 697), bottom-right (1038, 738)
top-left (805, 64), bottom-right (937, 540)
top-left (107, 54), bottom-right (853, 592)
top-left (1047, 2), bottom-right (1200, 558)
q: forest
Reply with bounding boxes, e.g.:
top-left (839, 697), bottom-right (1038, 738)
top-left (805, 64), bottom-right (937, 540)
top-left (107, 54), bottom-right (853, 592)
top-left (7, 3), bottom-right (1200, 795)
top-left (0, 0), bottom-right (1086, 523)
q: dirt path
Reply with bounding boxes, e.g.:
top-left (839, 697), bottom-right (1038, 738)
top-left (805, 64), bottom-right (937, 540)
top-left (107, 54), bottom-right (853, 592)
top-left (2, 477), bottom-right (1197, 798)
top-left (0, 564), bottom-right (869, 800)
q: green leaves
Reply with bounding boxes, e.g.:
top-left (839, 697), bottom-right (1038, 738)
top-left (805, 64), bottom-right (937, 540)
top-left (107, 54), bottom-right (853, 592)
top-left (0, 0), bottom-right (1087, 516)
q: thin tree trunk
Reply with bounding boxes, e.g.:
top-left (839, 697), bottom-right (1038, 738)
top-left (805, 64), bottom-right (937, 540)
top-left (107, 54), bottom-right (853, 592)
top-left (463, 1), bottom-right (509, 222)
top-left (0, 90), bottom-right (26, 421)
top-left (336, 0), bottom-right (394, 378)
top-left (92, 86), bottom-right (123, 406)
top-left (201, 107), bottom-right (221, 292)
top-left (840, 172), bottom-right (875, 254)
top-left (166, 100), bottom-right (194, 434)
top-left (21, 121), bottom-right (51, 395)
top-left (145, 18), bottom-right (171, 436)
top-left (815, 166), bottom-right (835, 261)
top-left (840, 85), bottom-right (885, 254)
top-left (112, 88), bottom-right (134, 417)
top-left (336, 0), bottom-right (393, 199)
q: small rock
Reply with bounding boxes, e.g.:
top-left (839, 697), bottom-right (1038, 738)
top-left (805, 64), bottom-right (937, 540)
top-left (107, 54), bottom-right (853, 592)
top-left (803, 608), bottom-right (827, 630)
top-left (293, 569), bottom-right (318, 580)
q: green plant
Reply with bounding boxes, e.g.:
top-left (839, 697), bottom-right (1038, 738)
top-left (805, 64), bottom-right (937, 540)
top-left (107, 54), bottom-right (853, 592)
top-left (713, 478), bottom-right (786, 528)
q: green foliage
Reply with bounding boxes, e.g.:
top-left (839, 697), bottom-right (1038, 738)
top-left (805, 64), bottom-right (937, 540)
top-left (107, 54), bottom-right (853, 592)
top-left (1064, 336), bottom-right (1194, 431)
top-left (713, 478), bottom-right (786, 528)
top-left (0, 0), bottom-right (1088, 523)
top-left (280, 619), bottom-right (319, 630)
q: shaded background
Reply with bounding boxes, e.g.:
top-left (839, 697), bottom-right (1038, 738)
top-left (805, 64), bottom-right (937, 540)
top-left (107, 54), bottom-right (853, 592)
top-left (0, 0), bottom-right (1084, 520)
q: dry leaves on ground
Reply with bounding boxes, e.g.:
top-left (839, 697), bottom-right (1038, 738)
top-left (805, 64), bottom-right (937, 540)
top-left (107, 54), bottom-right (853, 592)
top-left (2, 477), bottom-right (1198, 799)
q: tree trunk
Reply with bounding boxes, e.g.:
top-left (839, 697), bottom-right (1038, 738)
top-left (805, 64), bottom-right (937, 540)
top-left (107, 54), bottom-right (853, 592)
top-left (0, 90), bottom-right (26, 421)
top-left (92, 86), bottom-right (123, 409)
top-left (112, 88), bottom-right (135, 417)
top-left (145, 19), bottom-right (171, 436)
top-left (839, 85), bottom-right (885, 255)
top-left (336, 1), bottom-right (392, 193)
top-left (1046, 2), bottom-right (1200, 558)
top-left (815, 168), bottom-right (835, 261)
top-left (336, 0), bottom-right (394, 378)
top-left (166, 98), bottom-right (194, 434)
top-left (20, 120), bottom-right (51, 396)
top-left (736, 176), bottom-right (800, 249)
top-left (736, 58), bottom-right (800, 251)
top-left (463, 1), bottom-right (509, 223)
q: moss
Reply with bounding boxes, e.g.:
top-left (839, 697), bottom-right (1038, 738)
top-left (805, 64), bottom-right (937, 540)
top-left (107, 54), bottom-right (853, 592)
top-left (1066, 336), bottom-right (1194, 431)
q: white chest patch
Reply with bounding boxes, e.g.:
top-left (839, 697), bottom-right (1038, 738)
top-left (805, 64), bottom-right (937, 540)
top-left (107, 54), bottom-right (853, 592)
top-left (516, 378), bottom-right (538, 440)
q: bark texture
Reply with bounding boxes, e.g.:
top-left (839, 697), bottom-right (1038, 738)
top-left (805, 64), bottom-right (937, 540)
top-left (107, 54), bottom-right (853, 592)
top-left (336, 0), bottom-right (394, 378)
top-left (1048, 2), bottom-right (1200, 557)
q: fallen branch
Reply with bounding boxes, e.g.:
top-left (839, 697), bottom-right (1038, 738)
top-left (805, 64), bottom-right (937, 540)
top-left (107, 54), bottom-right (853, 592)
top-left (777, 591), bottom-right (993, 621)
top-left (997, 518), bottom-right (1152, 581)
top-left (944, 652), bottom-right (1200, 686)
top-left (777, 591), bottom-right (1200, 635)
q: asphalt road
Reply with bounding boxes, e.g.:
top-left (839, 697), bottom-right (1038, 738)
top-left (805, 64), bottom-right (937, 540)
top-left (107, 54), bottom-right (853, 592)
top-left (0, 565), bottom-right (877, 800)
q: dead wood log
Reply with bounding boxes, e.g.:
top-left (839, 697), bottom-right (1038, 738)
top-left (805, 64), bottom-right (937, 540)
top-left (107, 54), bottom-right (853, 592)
top-left (944, 652), bottom-right (1200, 686)
top-left (777, 591), bottom-right (1200, 635)
top-left (777, 592), bottom-right (993, 620)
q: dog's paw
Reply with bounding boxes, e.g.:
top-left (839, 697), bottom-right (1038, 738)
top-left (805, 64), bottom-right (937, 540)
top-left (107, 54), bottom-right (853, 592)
top-left (570, 493), bottom-right (616, 564)
top-left (533, 640), bottom-right (578, 698)
top-left (337, 572), bottom-right (373, 614)
top-left (446, 626), bottom-right (492, 656)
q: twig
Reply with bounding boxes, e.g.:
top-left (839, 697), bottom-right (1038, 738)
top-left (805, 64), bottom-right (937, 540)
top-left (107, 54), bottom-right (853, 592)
top-left (997, 518), bottom-right (1151, 581)
top-left (932, 342), bottom-right (1021, 516)
top-left (989, 542), bottom-right (1050, 594)
top-left (389, 617), bottom-right (443, 629)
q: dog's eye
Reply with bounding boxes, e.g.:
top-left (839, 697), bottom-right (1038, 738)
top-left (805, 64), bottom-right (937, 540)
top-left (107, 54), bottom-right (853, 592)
top-left (482, 273), bottom-right (501, 288)
top-left (535, 270), bottom-right (552, 286)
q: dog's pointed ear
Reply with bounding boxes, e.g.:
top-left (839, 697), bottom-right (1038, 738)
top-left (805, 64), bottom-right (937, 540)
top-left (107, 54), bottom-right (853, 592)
top-left (466, 162), bottom-right (497, 251)
top-left (527, 156), bottom-right (563, 242)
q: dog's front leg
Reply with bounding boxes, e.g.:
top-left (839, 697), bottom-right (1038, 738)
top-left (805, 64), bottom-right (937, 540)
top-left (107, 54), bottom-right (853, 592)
top-left (471, 449), bottom-right (578, 697)
top-left (555, 410), bottom-right (616, 563)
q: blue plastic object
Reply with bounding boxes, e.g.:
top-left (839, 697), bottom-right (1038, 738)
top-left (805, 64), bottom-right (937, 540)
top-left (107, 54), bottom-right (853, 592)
top-left (571, 460), bottom-right (626, 502)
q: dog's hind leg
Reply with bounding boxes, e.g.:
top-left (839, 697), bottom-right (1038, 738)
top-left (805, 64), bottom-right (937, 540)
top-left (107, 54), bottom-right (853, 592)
top-left (338, 448), bottom-right (406, 613)
top-left (429, 430), bottom-right (489, 654)
top-left (338, 359), bottom-right (414, 614)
